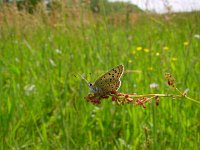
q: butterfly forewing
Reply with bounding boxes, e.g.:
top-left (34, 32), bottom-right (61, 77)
top-left (92, 65), bottom-right (124, 94)
top-left (100, 80), bottom-right (121, 92)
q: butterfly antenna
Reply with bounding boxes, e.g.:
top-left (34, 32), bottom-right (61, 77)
top-left (76, 73), bottom-right (89, 84)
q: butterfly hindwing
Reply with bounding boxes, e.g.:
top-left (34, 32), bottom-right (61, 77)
top-left (100, 80), bottom-right (121, 92)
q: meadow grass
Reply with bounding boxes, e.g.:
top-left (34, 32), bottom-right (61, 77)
top-left (0, 3), bottom-right (200, 149)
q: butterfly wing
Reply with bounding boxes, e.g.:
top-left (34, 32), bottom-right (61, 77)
top-left (99, 80), bottom-right (121, 92)
top-left (93, 65), bottom-right (124, 93)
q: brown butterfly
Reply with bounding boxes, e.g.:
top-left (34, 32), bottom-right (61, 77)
top-left (88, 65), bottom-right (124, 96)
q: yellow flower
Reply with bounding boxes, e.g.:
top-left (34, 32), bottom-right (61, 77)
top-left (136, 47), bottom-right (142, 51)
top-left (163, 46), bottom-right (169, 51)
top-left (131, 50), bottom-right (136, 55)
top-left (144, 48), bottom-right (149, 53)
top-left (171, 57), bottom-right (177, 61)
top-left (148, 67), bottom-right (154, 71)
top-left (183, 42), bottom-right (189, 46)
top-left (128, 59), bottom-right (132, 63)
top-left (156, 52), bottom-right (160, 56)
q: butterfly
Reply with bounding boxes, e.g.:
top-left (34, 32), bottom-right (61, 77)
top-left (88, 65), bottom-right (124, 96)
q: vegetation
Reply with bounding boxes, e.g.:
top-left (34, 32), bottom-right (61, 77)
top-left (0, 1), bottom-right (200, 149)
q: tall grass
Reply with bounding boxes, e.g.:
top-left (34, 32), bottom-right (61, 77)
top-left (0, 2), bottom-right (200, 149)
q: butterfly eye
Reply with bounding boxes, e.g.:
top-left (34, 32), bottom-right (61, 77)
top-left (88, 83), bottom-right (93, 87)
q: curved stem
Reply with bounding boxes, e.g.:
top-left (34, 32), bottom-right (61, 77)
top-left (117, 93), bottom-right (200, 104)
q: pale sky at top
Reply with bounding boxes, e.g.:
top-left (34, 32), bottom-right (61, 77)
top-left (109, 0), bottom-right (200, 13)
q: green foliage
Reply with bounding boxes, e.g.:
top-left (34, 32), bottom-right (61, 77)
top-left (90, 0), bottom-right (100, 13)
top-left (0, 3), bottom-right (200, 149)
top-left (16, 0), bottom-right (42, 13)
top-left (104, 1), bottom-right (141, 14)
top-left (90, 0), bottom-right (141, 14)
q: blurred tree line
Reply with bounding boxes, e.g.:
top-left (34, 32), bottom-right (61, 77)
top-left (0, 0), bottom-right (141, 14)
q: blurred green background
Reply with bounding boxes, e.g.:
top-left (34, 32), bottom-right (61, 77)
top-left (0, 0), bottom-right (200, 149)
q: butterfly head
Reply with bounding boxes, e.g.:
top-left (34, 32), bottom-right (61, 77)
top-left (88, 82), bottom-right (93, 87)
top-left (88, 82), bottom-right (99, 93)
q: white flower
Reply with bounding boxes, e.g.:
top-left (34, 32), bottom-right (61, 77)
top-left (194, 34), bottom-right (200, 39)
top-left (49, 58), bottom-right (56, 67)
top-left (24, 84), bottom-right (35, 95)
top-left (55, 49), bottom-right (62, 54)
top-left (150, 83), bottom-right (159, 89)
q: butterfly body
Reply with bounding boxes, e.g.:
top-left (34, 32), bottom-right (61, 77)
top-left (89, 65), bottom-right (124, 96)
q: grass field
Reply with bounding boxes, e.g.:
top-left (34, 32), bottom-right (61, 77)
top-left (0, 2), bottom-right (200, 149)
